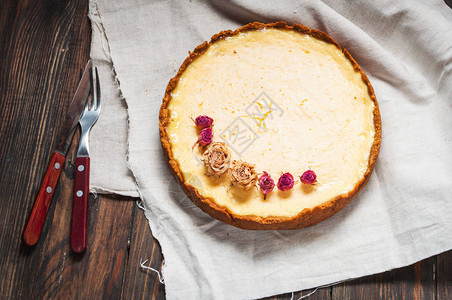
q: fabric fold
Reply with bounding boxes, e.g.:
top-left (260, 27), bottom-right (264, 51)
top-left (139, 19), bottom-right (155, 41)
top-left (88, 1), bottom-right (139, 197)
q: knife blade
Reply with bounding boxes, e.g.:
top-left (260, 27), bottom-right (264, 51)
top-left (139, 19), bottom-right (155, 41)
top-left (23, 60), bottom-right (92, 246)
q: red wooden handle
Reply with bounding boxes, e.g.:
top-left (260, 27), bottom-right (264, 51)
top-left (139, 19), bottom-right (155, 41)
top-left (71, 156), bottom-right (90, 253)
top-left (23, 152), bottom-right (66, 246)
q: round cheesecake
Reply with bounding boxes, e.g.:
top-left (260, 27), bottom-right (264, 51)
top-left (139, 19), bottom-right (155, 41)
top-left (159, 22), bottom-right (381, 230)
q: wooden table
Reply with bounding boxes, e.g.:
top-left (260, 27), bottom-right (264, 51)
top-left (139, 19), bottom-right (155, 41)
top-left (1, 1), bottom-right (451, 299)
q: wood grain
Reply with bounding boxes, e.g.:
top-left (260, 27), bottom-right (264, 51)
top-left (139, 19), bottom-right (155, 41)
top-left (332, 257), bottom-right (436, 300)
top-left (437, 251), bottom-right (452, 300)
top-left (122, 203), bottom-right (166, 300)
top-left (0, 0), bottom-right (451, 299)
top-left (262, 287), bottom-right (331, 300)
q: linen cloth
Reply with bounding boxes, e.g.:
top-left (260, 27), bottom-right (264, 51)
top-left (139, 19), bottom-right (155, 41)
top-left (89, 10), bottom-right (139, 197)
top-left (88, 1), bottom-right (452, 299)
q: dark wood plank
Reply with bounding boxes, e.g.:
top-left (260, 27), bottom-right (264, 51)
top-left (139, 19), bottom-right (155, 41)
top-left (0, 0), bottom-right (91, 295)
top-left (0, 0), bottom-right (91, 236)
top-left (332, 257), bottom-right (436, 300)
top-left (0, 0), bottom-right (134, 299)
top-left (122, 203), bottom-right (166, 300)
top-left (437, 250), bottom-right (452, 300)
top-left (43, 192), bottom-right (134, 299)
top-left (262, 287), bottom-right (331, 300)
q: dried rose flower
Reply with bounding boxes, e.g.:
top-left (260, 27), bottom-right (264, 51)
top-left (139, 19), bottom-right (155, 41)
top-left (198, 128), bottom-right (213, 146)
top-left (259, 171), bottom-right (275, 196)
top-left (300, 170), bottom-right (317, 185)
top-left (277, 172), bottom-right (294, 191)
top-left (201, 142), bottom-right (231, 176)
top-left (195, 115), bottom-right (213, 129)
top-left (230, 160), bottom-right (258, 191)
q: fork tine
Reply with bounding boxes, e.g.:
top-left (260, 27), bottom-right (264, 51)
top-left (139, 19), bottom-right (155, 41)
top-left (80, 90), bottom-right (89, 118)
top-left (95, 67), bottom-right (101, 110)
top-left (83, 95), bottom-right (89, 110)
top-left (89, 66), bottom-right (95, 109)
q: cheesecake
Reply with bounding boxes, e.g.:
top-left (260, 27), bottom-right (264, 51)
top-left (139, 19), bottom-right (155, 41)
top-left (159, 22), bottom-right (381, 230)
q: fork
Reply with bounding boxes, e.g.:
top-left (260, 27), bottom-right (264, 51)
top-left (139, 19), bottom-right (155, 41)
top-left (71, 67), bottom-right (101, 253)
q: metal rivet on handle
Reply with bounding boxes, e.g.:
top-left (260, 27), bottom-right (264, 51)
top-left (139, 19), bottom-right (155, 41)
top-left (46, 187), bottom-right (52, 193)
top-left (54, 162), bottom-right (61, 169)
top-left (76, 190), bottom-right (83, 197)
top-left (78, 165), bottom-right (84, 172)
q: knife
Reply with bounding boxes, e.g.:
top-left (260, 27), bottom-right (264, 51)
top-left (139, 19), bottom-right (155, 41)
top-left (23, 60), bottom-right (92, 246)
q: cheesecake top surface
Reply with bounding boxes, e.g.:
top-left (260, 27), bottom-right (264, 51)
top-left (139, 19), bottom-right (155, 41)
top-left (165, 27), bottom-right (376, 218)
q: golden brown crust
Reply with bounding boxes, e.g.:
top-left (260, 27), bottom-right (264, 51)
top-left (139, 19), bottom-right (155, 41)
top-left (159, 22), bottom-right (381, 230)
